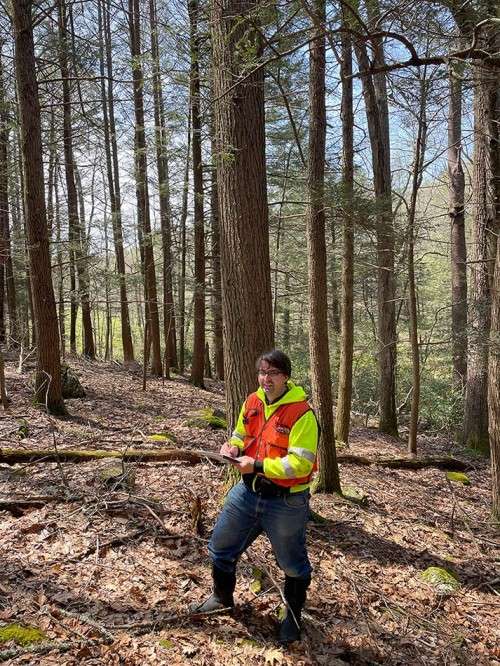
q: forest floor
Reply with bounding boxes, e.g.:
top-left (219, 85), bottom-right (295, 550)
top-left (0, 358), bottom-right (498, 666)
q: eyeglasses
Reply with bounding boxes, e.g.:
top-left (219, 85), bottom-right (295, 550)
top-left (258, 369), bottom-right (282, 377)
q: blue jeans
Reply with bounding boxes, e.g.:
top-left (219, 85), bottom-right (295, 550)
top-left (208, 481), bottom-right (312, 579)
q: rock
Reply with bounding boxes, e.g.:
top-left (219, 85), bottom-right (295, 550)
top-left (99, 464), bottom-right (136, 491)
top-left (342, 485), bottom-right (369, 506)
top-left (0, 623), bottom-right (47, 646)
top-left (420, 566), bottom-right (461, 595)
top-left (61, 365), bottom-right (85, 399)
top-left (184, 408), bottom-right (227, 430)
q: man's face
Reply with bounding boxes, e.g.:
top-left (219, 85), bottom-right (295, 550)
top-left (257, 360), bottom-right (288, 401)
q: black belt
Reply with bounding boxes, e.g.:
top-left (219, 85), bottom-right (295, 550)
top-left (243, 474), bottom-right (290, 498)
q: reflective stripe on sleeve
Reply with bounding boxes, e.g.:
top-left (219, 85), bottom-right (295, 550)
top-left (280, 456), bottom-right (296, 479)
top-left (231, 430), bottom-right (245, 442)
top-left (288, 446), bottom-right (315, 462)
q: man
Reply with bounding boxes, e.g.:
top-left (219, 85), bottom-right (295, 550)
top-left (196, 349), bottom-right (318, 644)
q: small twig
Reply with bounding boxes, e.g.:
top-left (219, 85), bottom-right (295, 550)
top-left (242, 552), bottom-right (301, 632)
top-left (56, 608), bottom-right (114, 644)
top-left (110, 606), bottom-right (232, 633)
top-left (0, 641), bottom-right (73, 662)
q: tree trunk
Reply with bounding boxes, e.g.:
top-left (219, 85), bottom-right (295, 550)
top-left (99, 0), bottom-right (134, 365)
top-left (463, 23), bottom-right (497, 453)
top-left (335, 21), bottom-right (354, 448)
top-left (128, 0), bottom-right (162, 376)
top-left (12, 0), bottom-right (65, 414)
top-left (189, 0), bottom-right (206, 388)
top-left (149, 0), bottom-right (177, 373)
top-left (306, 0), bottom-right (340, 493)
top-left (58, 0), bottom-right (95, 359)
top-left (0, 45), bottom-right (9, 345)
top-left (211, 0), bottom-right (274, 428)
top-left (54, 159), bottom-right (65, 357)
top-left (210, 118), bottom-right (224, 380)
top-left (489, 234), bottom-right (500, 520)
top-left (0, 46), bottom-right (18, 351)
top-left (355, 3), bottom-right (397, 436)
top-left (448, 64), bottom-right (467, 389)
top-left (407, 75), bottom-right (428, 456)
top-left (178, 113), bottom-right (191, 375)
top-left (487, 0), bottom-right (500, 519)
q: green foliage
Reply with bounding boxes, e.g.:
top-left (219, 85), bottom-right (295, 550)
top-left (0, 624), bottom-right (47, 646)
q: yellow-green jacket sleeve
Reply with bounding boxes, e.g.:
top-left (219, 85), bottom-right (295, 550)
top-left (229, 402), bottom-right (247, 450)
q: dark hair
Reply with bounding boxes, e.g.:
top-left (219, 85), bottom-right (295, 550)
top-left (256, 349), bottom-right (292, 377)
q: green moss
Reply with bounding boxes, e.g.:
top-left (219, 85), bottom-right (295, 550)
top-left (185, 408), bottom-right (227, 430)
top-left (0, 624), bottom-right (47, 646)
top-left (420, 567), bottom-right (461, 594)
top-left (342, 485), bottom-right (368, 506)
top-left (158, 639), bottom-right (174, 649)
top-left (446, 471), bottom-right (470, 485)
top-left (250, 566), bottom-right (263, 594)
top-left (238, 638), bottom-right (260, 647)
top-left (148, 432), bottom-right (176, 443)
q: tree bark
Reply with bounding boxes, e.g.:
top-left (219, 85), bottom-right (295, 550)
top-left (335, 20), bottom-right (355, 448)
top-left (178, 113), bottom-right (191, 375)
top-left (99, 0), bottom-right (134, 365)
top-left (463, 19), bottom-right (497, 453)
top-left (211, 0), bottom-right (274, 428)
top-left (448, 63), bottom-right (467, 389)
top-left (128, 0), bottom-right (162, 376)
top-left (58, 0), bottom-right (95, 359)
top-left (489, 234), bottom-right (500, 520)
top-left (306, 0), bottom-right (340, 493)
top-left (407, 75), bottom-right (428, 456)
top-left (355, 2), bottom-right (397, 436)
top-left (189, 0), bottom-right (206, 388)
top-left (12, 0), bottom-right (65, 414)
top-left (149, 0), bottom-right (177, 373)
top-left (487, 1), bottom-right (500, 519)
top-left (210, 118), bottom-right (224, 380)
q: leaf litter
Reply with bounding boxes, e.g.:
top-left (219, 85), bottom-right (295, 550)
top-left (0, 358), bottom-right (498, 665)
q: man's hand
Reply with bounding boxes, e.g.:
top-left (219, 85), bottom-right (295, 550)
top-left (234, 456), bottom-right (255, 474)
top-left (220, 442), bottom-right (240, 458)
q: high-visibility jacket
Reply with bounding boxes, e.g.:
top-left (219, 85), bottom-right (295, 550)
top-left (230, 382), bottom-right (318, 493)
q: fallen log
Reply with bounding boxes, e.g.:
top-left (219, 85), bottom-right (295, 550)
top-left (0, 447), bottom-right (471, 471)
top-left (0, 447), bottom-right (207, 465)
top-left (337, 454), bottom-right (471, 471)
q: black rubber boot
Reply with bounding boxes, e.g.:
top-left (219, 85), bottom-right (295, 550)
top-left (278, 575), bottom-right (310, 644)
top-left (193, 564), bottom-right (236, 613)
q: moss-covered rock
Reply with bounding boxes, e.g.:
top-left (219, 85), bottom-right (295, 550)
top-left (99, 464), bottom-right (136, 490)
top-left (0, 624), bottom-right (47, 646)
top-left (61, 365), bottom-right (85, 399)
top-left (184, 408), bottom-right (227, 430)
top-left (342, 485), bottom-right (369, 506)
top-left (148, 432), bottom-right (176, 444)
top-left (446, 471), bottom-right (470, 485)
top-left (420, 567), bottom-right (461, 594)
